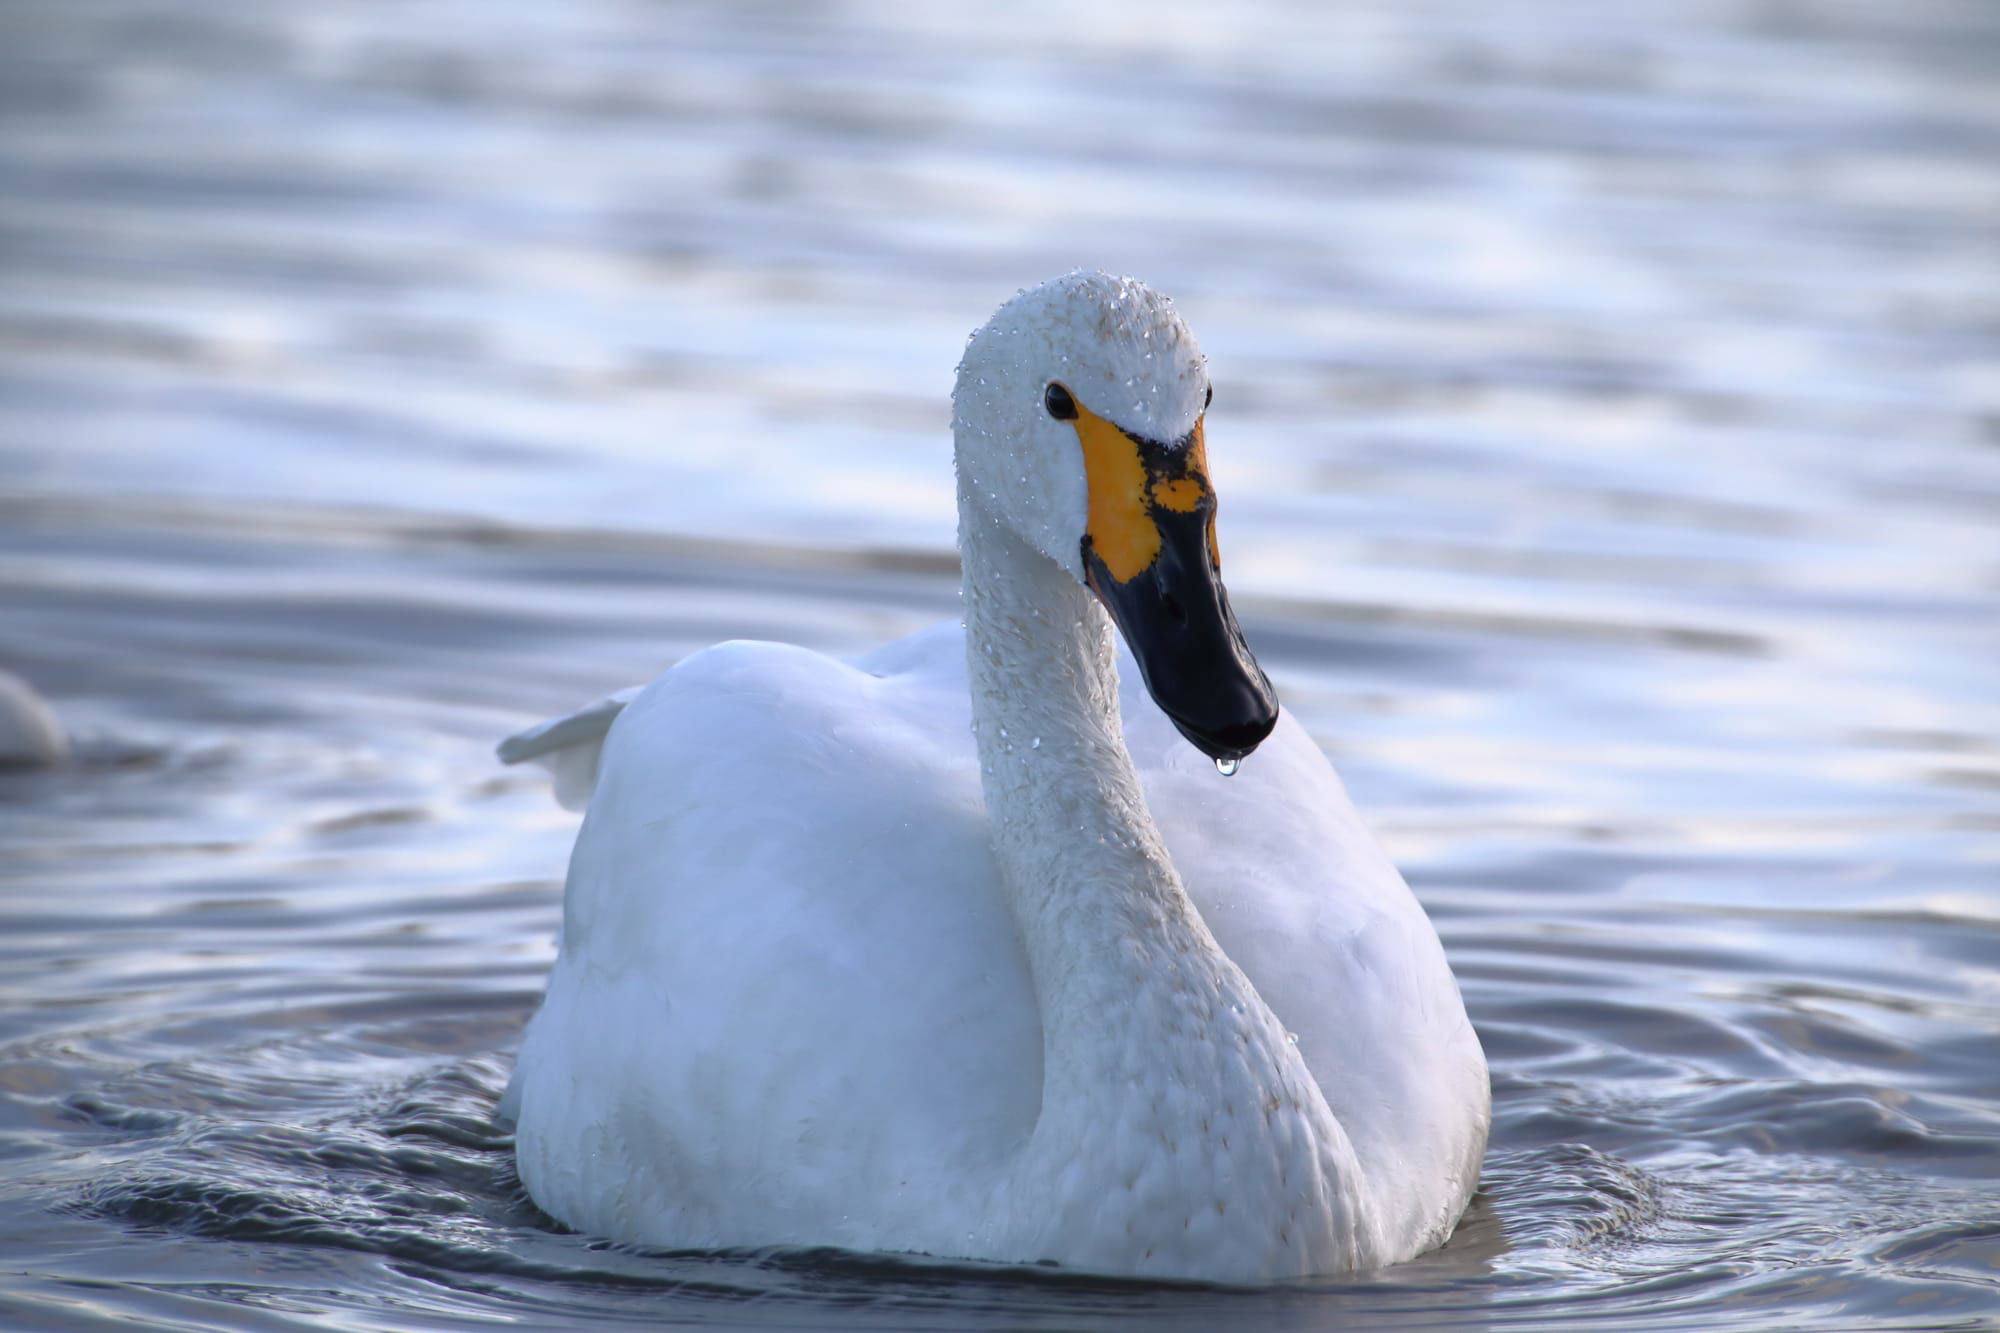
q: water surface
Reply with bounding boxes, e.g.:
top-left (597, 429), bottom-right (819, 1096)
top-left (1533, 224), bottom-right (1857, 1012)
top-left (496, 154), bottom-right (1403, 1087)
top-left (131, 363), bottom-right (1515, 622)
top-left (3, 1), bottom-right (1998, 1328)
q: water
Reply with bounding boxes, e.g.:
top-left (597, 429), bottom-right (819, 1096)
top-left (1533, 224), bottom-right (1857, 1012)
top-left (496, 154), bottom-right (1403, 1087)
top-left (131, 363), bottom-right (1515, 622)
top-left (3, 0), bottom-right (1998, 1328)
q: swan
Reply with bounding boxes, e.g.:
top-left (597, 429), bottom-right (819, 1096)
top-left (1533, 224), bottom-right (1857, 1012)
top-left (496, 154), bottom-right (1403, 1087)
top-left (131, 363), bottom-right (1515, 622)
top-left (498, 271), bottom-right (1489, 1282)
top-left (0, 669), bottom-right (65, 767)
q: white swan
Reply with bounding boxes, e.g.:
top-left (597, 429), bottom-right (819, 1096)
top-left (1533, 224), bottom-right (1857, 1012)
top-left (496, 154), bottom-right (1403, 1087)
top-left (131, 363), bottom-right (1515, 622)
top-left (499, 272), bottom-right (1488, 1282)
top-left (0, 669), bottom-right (65, 767)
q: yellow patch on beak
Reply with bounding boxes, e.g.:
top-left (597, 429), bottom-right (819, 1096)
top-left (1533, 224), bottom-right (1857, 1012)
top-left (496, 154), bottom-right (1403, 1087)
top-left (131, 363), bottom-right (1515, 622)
top-left (1152, 478), bottom-right (1205, 513)
top-left (1070, 394), bottom-right (1216, 584)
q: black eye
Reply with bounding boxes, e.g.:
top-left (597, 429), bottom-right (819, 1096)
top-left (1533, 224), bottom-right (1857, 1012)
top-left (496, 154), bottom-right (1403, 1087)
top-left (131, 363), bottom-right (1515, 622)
top-left (1044, 382), bottom-right (1077, 420)
top-left (1204, 384), bottom-right (1214, 409)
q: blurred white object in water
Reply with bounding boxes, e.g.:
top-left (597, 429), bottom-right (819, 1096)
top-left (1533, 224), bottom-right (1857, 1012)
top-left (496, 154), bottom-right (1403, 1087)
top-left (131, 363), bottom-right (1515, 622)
top-left (0, 670), bottom-right (65, 767)
top-left (497, 273), bottom-right (1489, 1282)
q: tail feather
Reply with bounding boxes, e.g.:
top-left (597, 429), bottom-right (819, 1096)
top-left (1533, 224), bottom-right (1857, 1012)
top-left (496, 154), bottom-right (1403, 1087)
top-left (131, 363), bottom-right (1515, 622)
top-left (497, 687), bottom-right (641, 812)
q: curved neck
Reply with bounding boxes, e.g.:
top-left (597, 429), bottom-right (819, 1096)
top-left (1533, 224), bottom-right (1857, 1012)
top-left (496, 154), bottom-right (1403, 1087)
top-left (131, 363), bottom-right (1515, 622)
top-left (954, 470), bottom-right (1367, 1278)
top-left (957, 480), bottom-right (1188, 998)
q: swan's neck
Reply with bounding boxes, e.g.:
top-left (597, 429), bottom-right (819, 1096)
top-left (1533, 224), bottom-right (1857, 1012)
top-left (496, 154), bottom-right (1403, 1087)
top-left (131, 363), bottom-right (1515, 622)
top-left (957, 487), bottom-right (1179, 1031)
top-left (955, 479), bottom-right (1369, 1278)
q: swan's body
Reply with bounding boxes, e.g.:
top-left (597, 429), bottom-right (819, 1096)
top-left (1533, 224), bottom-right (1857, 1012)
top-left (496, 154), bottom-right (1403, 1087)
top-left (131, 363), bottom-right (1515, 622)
top-left (503, 273), bottom-right (1488, 1281)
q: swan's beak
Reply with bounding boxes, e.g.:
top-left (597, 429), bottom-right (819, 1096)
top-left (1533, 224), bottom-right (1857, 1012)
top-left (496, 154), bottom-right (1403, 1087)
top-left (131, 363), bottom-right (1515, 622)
top-left (1072, 404), bottom-right (1279, 765)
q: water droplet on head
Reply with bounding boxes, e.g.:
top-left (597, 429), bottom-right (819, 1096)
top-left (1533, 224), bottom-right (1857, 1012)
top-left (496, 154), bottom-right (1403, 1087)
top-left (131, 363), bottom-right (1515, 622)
top-left (1215, 757), bottom-right (1239, 777)
top-left (1031, 736), bottom-right (1041, 749)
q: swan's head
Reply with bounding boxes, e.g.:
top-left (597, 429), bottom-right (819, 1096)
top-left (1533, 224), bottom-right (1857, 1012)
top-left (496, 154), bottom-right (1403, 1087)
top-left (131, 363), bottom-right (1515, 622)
top-left (953, 272), bottom-right (1278, 765)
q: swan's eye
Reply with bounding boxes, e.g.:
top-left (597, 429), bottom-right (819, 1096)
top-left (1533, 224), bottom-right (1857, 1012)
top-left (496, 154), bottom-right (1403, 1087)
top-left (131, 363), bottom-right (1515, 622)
top-left (1044, 382), bottom-right (1078, 421)
top-left (1204, 384), bottom-right (1214, 410)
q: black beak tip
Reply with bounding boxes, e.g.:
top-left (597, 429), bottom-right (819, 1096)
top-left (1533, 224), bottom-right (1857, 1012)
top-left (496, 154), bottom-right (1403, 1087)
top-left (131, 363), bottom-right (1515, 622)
top-left (1167, 695), bottom-right (1280, 765)
top-left (1080, 512), bottom-right (1281, 769)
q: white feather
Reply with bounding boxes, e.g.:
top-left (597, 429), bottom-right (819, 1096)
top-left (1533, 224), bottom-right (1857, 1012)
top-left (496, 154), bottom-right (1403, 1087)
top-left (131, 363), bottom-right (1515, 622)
top-left (497, 687), bottom-right (640, 812)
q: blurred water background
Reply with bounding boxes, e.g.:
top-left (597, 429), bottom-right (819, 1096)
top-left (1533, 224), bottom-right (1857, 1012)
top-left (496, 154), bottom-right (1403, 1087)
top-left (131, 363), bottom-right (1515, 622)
top-left (3, 1), bottom-right (1999, 1328)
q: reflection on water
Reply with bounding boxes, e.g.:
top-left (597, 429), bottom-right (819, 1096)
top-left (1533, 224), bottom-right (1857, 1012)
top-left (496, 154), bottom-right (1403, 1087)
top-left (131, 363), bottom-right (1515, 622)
top-left (3, 0), bottom-right (1998, 1329)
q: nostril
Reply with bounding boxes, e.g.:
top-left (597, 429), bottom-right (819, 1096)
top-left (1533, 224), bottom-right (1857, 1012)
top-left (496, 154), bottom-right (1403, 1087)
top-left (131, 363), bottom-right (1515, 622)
top-left (1161, 592), bottom-right (1186, 625)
